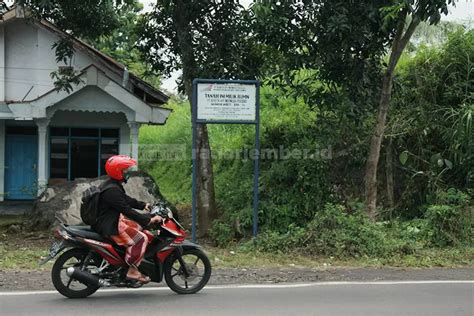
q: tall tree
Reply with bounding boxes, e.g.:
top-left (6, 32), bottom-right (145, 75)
top-left (137, 0), bottom-right (262, 236)
top-left (252, 0), bottom-right (454, 218)
top-left (364, 0), bottom-right (454, 218)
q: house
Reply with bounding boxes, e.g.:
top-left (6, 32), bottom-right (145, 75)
top-left (0, 7), bottom-right (171, 201)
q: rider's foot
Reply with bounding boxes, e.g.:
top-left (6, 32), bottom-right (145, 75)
top-left (126, 268), bottom-right (150, 284)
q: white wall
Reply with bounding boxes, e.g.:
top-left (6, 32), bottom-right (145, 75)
top-left (3, 19), bottom-right (123, 102)
top-left (0, 26), bottom-right (5, 102)
top-left (0, 120), bottom-right (4, 201)
top-left (47, 86), bottom-right (134, 120)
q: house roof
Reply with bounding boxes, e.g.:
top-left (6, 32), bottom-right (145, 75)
top-left (0, 5), bottom-right (169, 106)
top-left (6, 64), bottom-right (171, 125)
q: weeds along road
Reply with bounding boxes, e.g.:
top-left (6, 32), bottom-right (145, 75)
top-left (0, 281), bottom-right (472, 316)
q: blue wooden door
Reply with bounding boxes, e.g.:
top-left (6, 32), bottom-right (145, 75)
top-left (5, 135), bottom-right (38, 200)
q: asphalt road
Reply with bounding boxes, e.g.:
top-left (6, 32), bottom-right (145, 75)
top-left (0, 281), bottom-right (472, 316)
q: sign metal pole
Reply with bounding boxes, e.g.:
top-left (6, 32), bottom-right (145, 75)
top-left (253, 82), bottom-right (260, 238)
top-left (191, 81), bottom-right (198, 242)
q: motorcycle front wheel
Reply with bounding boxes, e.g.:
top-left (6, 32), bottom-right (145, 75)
top-left (164, 248), bottom-right (211, 294)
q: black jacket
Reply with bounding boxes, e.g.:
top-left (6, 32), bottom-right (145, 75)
top-left (93, 178), bottom-right (151, 237)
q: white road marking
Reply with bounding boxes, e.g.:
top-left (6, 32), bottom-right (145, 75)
top-left (0, 280), bottom-right (473, 296)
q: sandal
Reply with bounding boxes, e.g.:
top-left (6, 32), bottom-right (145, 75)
top-left (126, 273), bottom-right (151, 284)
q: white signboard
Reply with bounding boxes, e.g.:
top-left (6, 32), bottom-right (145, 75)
top-left (197, 83), bottom-right (257, 122)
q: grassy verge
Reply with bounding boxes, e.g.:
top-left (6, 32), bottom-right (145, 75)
top-left (0, 236), bottom-right (472, 271)
top-left (206, 246), bottom-right (474, 269)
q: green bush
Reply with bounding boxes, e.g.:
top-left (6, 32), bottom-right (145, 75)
top-left (303, 204), bottom-right (391, 258)
top-left (252, 203), bottom-right (419, 258)
top-left (253, 224), bottom-right (306, 254)
top-left (425, 189), bottom-right (473, 247)
top-left (209, 220), bottom-right (234, 247)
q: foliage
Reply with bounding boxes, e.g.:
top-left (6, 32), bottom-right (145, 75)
top-left (136, 0), bottom-right (263, 94)
top-left (425, 189), bottom-right (473, 247)
top-left (253, 203), bottom-right (421, 259)
top-left (139, 99), bottom-right (192, 203)
top-left (209, 220), bottom-right (234, 247)
top-left (19, 0), bottom-right (126, 39)
top-left (251, 0), bottom-right (392, 100)
top-left (387, 29), bottom-right (474, 213)
top-left (88, 0), bottom-right (161, 88)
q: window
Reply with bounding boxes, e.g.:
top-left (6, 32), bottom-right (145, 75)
top-left (100, 139), bottom-right (119, 176)
top-left (49, 127), bottom-right (119, 180)
top-left (50, 138), bottom-right (68, 179)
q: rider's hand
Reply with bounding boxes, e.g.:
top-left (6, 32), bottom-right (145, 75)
top-left (144, 203), bottom-right (151, 212)
top-left (149, 215), bottom-right (163, 225)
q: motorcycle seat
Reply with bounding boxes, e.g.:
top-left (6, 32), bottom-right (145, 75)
top-left (66, 225), bottom-right (111, 244)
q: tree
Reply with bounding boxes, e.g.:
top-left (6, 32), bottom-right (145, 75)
top-left (252, 0), bottom-right (455, 218)
top-left (136, 0), bottom-right (262, 236)
top-left (88, 0), bottom-right (161, 88)
top-left (364, 0), bottom-right (454, 218)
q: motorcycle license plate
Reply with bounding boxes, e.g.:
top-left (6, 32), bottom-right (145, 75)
top-left (39, 240), bottom-right (64, 266)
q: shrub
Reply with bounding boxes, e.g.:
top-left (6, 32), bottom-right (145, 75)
top-left (252, 203), bottom-right (419, 258)
top-left (425, 189), bottom-right (473, 247)
top-left (303, 204), bottom-right (391, 258)
top-left (253, 224), bottom-right (306, 253)
top-left (210, 220), bottom-right (234, 247)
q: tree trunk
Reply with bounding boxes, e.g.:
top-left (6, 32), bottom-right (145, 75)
top-left (173, 0), bottom-right (218, 237)
top-left (365, 72), bottom-right (394, 219)
top-left (364, 13), bottom-right (419, 219)
top-left (195, 124), bottom-right (218, 236)
top-left (385, 140), bottom-right (395, 209)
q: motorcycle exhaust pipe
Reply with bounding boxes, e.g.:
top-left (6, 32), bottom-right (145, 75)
top-left (66, 267), bottom-right (110, 287)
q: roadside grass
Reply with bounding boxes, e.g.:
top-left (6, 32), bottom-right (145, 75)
top-left (0, 245), bottom-right (51, 270)
top-left (0, 232), bottom-right (472, 270)
top-left (206, 246), bottom-right (474, 269)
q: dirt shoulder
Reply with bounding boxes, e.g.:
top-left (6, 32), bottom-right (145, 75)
top-left (0, 267), bottom-right (473, 292)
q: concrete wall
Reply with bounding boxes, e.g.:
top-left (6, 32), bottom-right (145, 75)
top-left (47, 86), bottom-right (134, 120)
top-left (0, 120), bottom-right (4, 201)
top-left (3, 20), bottom-right (122, 102)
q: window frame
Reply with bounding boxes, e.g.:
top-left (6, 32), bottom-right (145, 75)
top-left (49, 127), bottom-right (120, 181)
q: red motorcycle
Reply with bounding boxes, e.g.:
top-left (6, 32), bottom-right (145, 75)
top-left (41, 203), bottom-right (211, 298)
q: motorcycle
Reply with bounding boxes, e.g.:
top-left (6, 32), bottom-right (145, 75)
top-left (40, 203), bottom-right (211, 298)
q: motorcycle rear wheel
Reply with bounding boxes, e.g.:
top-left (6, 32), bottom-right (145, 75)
top-left (51, 248), bottom-right (100, 298)
top-left (164, 248), bottom-right (211, 294)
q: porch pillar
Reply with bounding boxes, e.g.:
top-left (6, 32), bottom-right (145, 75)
top-left (35, 118), bottom-right (49, 195)
top-left (128, 122), bottom-right (140, 166)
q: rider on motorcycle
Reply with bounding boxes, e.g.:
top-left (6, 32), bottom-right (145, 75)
top-left (93, 155), bottom-right (162, 284)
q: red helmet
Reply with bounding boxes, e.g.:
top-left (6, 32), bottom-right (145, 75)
top-left (105, 155), bottom-right (137, 181)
